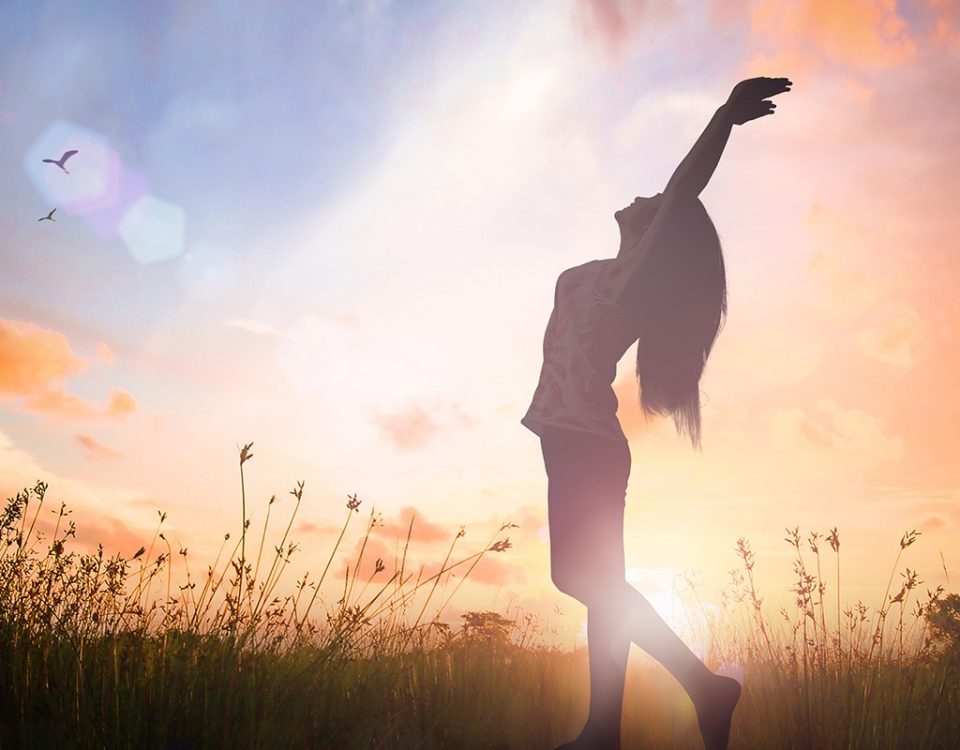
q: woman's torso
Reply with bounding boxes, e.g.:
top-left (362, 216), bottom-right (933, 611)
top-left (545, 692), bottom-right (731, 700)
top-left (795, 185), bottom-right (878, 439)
top-left (520, 259), bottom-right (637, 443)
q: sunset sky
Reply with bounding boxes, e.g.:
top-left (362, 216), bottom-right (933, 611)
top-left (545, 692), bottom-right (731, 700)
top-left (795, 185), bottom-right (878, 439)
top-left (2, 0), bottom-right (958, 647)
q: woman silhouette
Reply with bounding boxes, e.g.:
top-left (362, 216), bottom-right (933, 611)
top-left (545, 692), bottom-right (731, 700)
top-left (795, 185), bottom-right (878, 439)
top-left (521, 77), bottom-right (792, 750)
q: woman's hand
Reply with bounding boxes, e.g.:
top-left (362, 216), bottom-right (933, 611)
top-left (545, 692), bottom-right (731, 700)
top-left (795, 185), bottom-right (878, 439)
top-left (726, 76), bottom-right (792, 125)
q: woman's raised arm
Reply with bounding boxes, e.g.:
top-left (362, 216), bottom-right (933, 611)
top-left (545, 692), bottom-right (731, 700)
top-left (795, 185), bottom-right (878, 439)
top-left (665, 77), bottom-right (791, 199)
top-left (599, 77), bottom-right (792, 308)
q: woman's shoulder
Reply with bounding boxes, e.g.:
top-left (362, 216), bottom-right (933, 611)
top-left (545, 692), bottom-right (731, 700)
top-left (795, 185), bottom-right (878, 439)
top-left (556, 260), bottom-right (614, 305)
top-left (558, 259), bottom-right (608, 283)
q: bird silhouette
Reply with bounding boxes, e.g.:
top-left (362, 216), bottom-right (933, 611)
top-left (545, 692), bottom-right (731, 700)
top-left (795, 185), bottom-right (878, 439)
top-left (42, 150), bottom-right (78, 174)
top-left (38, 208), bottom-right (56, 222)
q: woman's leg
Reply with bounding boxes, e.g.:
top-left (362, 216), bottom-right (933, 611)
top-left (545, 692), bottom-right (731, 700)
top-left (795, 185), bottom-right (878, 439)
top-left (543, 430), bottom-right (633, 747)
top-left (581, 599), bottom-right (631, 745)
top-left (543, 429), bottom-right (740, 749)
top-left (582, 581), bottom-right (740, 750)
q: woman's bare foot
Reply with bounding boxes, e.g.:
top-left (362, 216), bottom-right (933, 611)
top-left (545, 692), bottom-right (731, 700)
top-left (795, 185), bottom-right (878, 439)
top-left (695, 674), bottom-right (741, 750)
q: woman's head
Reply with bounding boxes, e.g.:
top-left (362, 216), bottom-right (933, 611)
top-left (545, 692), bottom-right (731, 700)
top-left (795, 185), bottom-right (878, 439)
top-left (623, 197), bottom-right (727, 449)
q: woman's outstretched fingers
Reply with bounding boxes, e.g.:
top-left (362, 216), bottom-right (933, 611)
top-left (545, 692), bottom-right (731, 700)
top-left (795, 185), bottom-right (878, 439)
top-left (727, 75), bottom-right (791, 125)
top-left (730, 76), bottom-right (793, 105)
top-left (730, 98), bottom-right (777, 125)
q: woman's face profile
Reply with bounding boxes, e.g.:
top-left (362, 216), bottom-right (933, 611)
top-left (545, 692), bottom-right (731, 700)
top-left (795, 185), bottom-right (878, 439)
top-left (614, 194), bottom-right (661, 251)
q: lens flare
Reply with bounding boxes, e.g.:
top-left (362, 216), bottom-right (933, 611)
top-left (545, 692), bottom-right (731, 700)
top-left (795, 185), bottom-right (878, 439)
top-left (23, 119), bottom-right (158, 241)
top-left (118, 194), bottom-right (186, 265)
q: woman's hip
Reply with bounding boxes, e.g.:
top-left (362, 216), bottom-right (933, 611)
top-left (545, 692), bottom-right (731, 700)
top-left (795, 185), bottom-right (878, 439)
top-left (539, 426), bottom-right (631, 505)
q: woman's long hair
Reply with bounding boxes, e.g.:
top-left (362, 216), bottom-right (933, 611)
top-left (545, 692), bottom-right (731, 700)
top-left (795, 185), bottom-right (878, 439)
top-left (629, 198), bottom-right (727, 449)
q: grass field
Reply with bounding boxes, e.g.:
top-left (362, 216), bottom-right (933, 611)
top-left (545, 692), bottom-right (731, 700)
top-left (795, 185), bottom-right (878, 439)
top-left (2, 445), bottom-right (958, 749)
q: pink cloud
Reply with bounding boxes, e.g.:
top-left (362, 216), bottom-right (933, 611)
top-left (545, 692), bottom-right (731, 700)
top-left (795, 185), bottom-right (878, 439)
top-left (335, 536), bottom-right (394, 581)
top-left (370, 400), bottom-right (476, 451)
top-left (0, 320), bottom-right (137, 420)
top-left (24, 387), bottom-right (99, 418)
top-left (335, 508), bottom-right (521, 587)
top-left (294, 520), bottom-right (343, 536)
top-left (106, 389), bottom-right (137, 417)
top-left (744, 0), bottom-right (916, 75)
top-left (33, 511), bottom-right (147, 559)
top-left (372, 404), bottom-right (439, 450)
top-left (97, 341), bottom-right (116, 363)
top-left (75, 434), bottom-right (122, 460)
top-left (374, 505), bottom-right (452, 545)
top-left (931, 0), bottom-right (960, 43)
top-left (0, 319), bottom-right (87, 395)
top-left (21, 386), bottom-right (137, 420)
top-left (470, 555), bottom-right (526, 587)
top-left (920, 515), bottom-right (947, 532)
top-left (572, 0), bottom-right (675, 62)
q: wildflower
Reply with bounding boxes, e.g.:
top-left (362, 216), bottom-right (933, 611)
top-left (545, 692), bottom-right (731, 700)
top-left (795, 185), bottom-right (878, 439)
top-left (346, 493), bottom-right (361, 512)
top-left (783, 526), bottom-right (800, 549)
top-left (239, 441), bottom-right (254, 465)
top-left (736, 538), bottom-right (755, 570)
top-left (900, 529), bottom-right (920, 549)
top-left (827, 527), bottom-right (840, 553)
top-left (489, 538), bottom-right (512, 553)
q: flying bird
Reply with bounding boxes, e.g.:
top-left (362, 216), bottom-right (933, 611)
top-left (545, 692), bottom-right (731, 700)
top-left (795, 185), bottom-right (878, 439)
top-left (42, 149), bottom-right (78, 173)
top-left (38, 208), bottom-right (56, 222)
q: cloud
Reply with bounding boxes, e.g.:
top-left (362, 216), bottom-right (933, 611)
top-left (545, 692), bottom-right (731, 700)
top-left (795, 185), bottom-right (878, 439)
top-left (226, 318), bottom-right (283, 337)
top-left (75, 434), bottom-right (122, 460)
top-left (334, 539), bottom-right (522, 589)
top-left (370, 399), bottom-right (478, 452)
top-left (331, 505), bottom-right (529, 588)
top-left (96, 341), bottom-right (116, 363)
top-left (571, 0), bottom-right (676, 62)
top-left (470, 555), bottom-right (526, 587)
top-left (32, 511), bottom-right (148, 558)
top-left (930, 0), bottom-right (960, 43)
top-left (23, 388), bottom-right (99, 418)
top-left (373, 505), bottom-right (452, 544)
top-left (746, 0), bottom-right (916, 74)
top-left (856, 305), bottom-right (922, 368)
top-left (106, 389), bottom-right (138, 417)
top-left (920, 515), bottom-right (947, 532)
top-left (0, 319), bottom-right (137, 420)
top-left (294, 520), bottom-right (344, 536)
top-left (804, 203), bottom-right (904, 317)
top-left (0, 319), bottom-right (87, 395)
top-left (371, 403), bottom-right (441, 451)
top-left (0, 428), bottom-right (153, 558)
top-left (20, 386), bottom-right (137, 420)
top-left (335, 536), bottom-right (394, 581)
top-left (768, 398), bottom-right (904, 467)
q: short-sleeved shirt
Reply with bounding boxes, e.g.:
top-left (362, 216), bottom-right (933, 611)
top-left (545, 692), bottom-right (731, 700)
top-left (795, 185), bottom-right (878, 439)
top-left (520, 259), bottom-right (635, 443)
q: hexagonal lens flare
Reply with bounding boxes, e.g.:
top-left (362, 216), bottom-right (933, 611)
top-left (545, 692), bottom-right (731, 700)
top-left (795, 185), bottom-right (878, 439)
top-left (117, 194), bottom-right (186, 265)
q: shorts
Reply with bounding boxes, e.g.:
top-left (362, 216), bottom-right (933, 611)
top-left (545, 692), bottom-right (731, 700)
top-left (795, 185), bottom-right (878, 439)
top-left (539, 426), bottom-right (631, 601)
